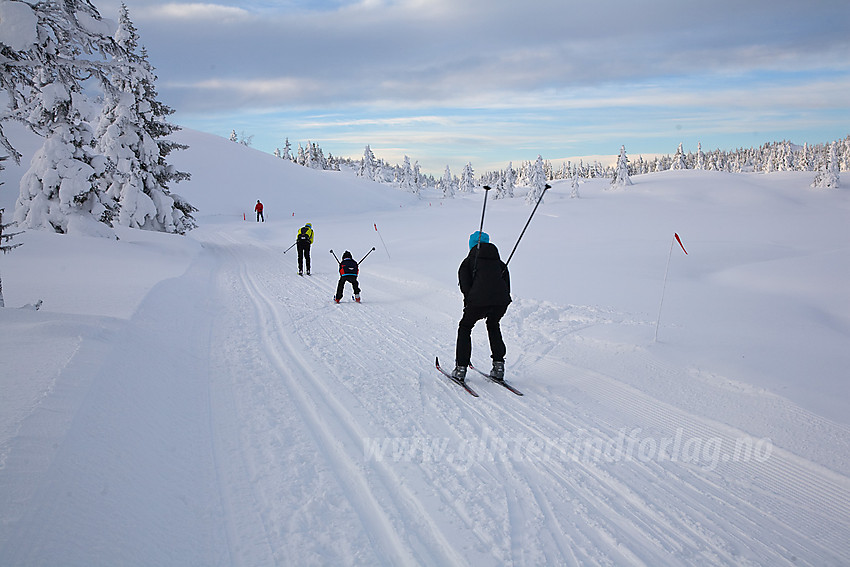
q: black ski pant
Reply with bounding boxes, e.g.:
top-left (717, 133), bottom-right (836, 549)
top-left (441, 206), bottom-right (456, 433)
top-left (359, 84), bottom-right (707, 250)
top-left (455, 304), bottom-right (508, 367)
top-left (335, 275), bottom-right (361, 300)
top-left (297, 242), bottom-right (311, 273)
top-left (256, 210), bottom-right (264, 221)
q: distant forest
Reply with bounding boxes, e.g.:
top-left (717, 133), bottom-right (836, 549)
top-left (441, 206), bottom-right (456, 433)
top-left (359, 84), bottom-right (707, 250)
top-left (266, 135), bottom-right (848, 192)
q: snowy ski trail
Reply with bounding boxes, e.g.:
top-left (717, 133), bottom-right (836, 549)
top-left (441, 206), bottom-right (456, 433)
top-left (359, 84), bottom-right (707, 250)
top-left (2, 222), bottom-right (849, 566)
top-left (201, 228), bottom-right (850, 566)
top-left (0, 249), bottom-right (232, 565)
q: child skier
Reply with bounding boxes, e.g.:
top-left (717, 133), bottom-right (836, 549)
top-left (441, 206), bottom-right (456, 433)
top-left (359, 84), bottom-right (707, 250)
top-left (334, 251), bottom-right (361, 303)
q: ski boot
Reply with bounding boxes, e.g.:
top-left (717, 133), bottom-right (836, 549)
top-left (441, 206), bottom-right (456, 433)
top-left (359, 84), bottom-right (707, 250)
top-left (334, 296), bottom-right (340, 304)
top-left (451, 366), bottom-right (467, 382)
top-left (354, 294), bottom-right (361, 303)
top-left (490, 360), bottom-right (505, 382)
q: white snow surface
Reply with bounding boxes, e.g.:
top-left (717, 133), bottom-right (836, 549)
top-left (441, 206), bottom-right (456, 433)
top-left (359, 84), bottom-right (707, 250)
top-left (1, 129), bottom-right (849, 566)
top-left (0, 0), bottom-right (38, 51)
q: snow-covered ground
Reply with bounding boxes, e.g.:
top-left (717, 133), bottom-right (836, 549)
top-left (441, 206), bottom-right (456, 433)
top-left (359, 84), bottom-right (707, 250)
top-left (1, 130), bottom-right (849, 565)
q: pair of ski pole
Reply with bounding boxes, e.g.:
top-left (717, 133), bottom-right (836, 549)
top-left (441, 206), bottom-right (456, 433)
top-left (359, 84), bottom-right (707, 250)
top-left (473, 183), bottom-right (551, 269)
top-left (329, 247), bottom-right (376, 265)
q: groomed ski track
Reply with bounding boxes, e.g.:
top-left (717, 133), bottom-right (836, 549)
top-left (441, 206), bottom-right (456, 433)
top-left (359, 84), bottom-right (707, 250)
top-left (205, 228), bottom-right (850, 566)
top-left (2, 221), bottom-right (848, 566)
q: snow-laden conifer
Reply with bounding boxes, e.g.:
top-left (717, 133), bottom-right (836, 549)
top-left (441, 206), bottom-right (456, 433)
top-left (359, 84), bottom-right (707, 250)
top-left (492, 171), bottom-right (506, 200)
top-left (610, 145), bottom-right (633, 188)
top-left (15, 71), bottom-right (113, 234)
top-left (358, 145), bottom-right (376, 180)
top-left (7, 0), bottom-right (194, 235)
top-left (438, 165), bottom-right (456, 198)
top-left (504, 162), bottom-right (516, 198)
top-left (95, 3), bottom-right (194, 233)
top-left (571, 171), bottom-right (581, 198)
top-left (526, 155), bottom-right (547, 204)
top-left (8, 0), bottom-right (123, 234)
top-left (671, 143), bottom-right (687, 170)
top-left (695, 142), bottom-right (705, 170)
top-left (811, 141), bottom-right (840, 189)
top-left (399, 155), bottom-right (416, 193)
top-left (459, 162), bottom-right (475, 193)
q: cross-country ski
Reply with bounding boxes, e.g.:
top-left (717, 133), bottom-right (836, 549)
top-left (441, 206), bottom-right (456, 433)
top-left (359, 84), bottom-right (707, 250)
top-left (469, 363), bottom-right (524, 395)
top-left (435, 357), bottom-right (479, 397)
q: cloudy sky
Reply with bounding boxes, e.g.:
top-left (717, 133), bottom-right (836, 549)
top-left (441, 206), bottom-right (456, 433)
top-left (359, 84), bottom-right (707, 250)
top-left (97, 0), bottom-right (849, 174)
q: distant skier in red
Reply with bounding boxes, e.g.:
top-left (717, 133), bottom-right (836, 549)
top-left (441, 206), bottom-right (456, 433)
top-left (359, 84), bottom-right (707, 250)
top-left (254, 200), bottom-right (264, 222)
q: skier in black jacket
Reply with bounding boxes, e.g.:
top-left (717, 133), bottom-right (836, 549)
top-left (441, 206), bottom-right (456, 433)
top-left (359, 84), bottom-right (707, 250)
top-left (334, 251), bottom-right (361, 303)
top-left (452, 231), bottom-right (511, 382)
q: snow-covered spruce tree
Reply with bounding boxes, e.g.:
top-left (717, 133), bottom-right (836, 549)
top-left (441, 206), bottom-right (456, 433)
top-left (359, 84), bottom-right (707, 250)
top-left (695, 142), bottom-right (705, 170)
top-left (306, 143), bottom-right (315, 167)
top-left (399, 155), bottom-right (419, 194)
top-left (491, 171), bottom-right (506, 200)
top-left (781, 140), bottom-right (795, 171)
top-left (671, 143), bottom-right (687, 170)
top-left (610, 145), bottom-right (633, 188)
top-left (571, 171), bottom-right (581, 198)
top-left (438, 165), bottom-right (455, 198)
top-left (358, 145), bottom-right (376, 180)
top-left (15, 68), bottom-right (114, 234)
top-left (504, 162), bottom-right (516, 198)
top-left (8, 0), bottom-right (125, 234)
top-left (811, 141), bottom-right (840, 189)
top-left (281, 137), bottom-right (292, 161)
top-left (412, 160), bottom-right (422, 195)
top-left (459, 162), bottom-right (475, 193)
top-left (526, 155), bottom-right (547, 205)
top-left (95, 4), bottom-right (194, 233)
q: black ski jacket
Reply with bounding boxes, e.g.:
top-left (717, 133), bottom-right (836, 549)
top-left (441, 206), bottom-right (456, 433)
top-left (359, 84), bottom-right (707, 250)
top-left (339, 257), bottom-right (359, 276)
top-left (458, 242), bottom-right (511, 307)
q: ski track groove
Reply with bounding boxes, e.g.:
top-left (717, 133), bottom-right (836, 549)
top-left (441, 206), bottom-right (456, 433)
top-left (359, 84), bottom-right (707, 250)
top-left (501, 338), bottom-right (850, 565)
top-left (546, 355), bottom-right (850, 562)
top-left (205, 234), bottom-right (850, 566)
top-left (228, 241), bottom-right (470, 566)
top-left (477, 312), bottom-right (850, 564)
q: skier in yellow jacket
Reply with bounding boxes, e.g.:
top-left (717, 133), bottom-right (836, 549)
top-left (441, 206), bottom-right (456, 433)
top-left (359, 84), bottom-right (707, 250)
top-left (296, 223), bottom-right (314, 275)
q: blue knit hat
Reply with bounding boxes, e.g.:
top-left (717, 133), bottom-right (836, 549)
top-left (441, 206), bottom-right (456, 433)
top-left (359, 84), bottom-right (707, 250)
top-left (469, 231), bottom-right (489, 249)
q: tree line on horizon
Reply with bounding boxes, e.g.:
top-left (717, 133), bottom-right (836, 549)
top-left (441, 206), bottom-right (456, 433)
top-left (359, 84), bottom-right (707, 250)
top-left (269, 135), bottom-right (848, 196)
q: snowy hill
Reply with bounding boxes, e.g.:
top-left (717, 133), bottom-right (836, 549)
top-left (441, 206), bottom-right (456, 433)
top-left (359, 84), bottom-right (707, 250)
top-left (1, 129), bottom-right (849, 565)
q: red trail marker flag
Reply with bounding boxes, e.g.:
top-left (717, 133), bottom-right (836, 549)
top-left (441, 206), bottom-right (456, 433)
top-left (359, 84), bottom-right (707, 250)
top-left (675, 233), bottom-right (688, 255)
top-left (374, 223), bottom-right (390, 259)
top-left (655, 233), bottom-right (689, 342)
